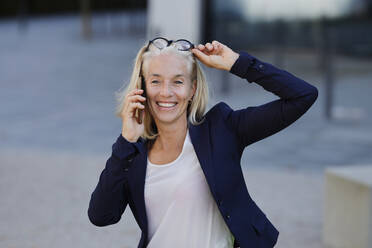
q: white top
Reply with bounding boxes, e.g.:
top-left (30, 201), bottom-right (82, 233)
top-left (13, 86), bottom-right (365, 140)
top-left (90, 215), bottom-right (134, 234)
top-left (144, 129), bottom-right (234, 248)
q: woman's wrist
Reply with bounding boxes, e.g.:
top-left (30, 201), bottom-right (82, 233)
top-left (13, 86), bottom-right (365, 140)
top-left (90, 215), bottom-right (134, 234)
top-left (226, 51), bottom-right (240, 71)
top-left (121, 131), bottom-right (138, 143)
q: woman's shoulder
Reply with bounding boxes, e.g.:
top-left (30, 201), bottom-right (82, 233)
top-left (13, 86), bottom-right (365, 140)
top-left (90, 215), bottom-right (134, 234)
top-left (204, 101), bottom-right (234, 121)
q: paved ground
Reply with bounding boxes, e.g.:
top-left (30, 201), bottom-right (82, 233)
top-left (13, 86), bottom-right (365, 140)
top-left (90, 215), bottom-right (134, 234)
top-left (1, 13), bottom-right (371, 248)
top-left (0, 148), bottom-right (323, 248)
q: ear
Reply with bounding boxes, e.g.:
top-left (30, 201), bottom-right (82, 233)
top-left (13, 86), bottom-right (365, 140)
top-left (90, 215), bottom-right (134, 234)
top-left (191, 79), bottom-right (196, 98)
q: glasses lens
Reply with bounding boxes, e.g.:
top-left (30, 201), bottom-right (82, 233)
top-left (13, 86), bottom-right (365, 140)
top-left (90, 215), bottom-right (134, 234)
top-left (152, 38), bottom-right (168, 50)
top-left (174, 40), bottom-right (192, 51)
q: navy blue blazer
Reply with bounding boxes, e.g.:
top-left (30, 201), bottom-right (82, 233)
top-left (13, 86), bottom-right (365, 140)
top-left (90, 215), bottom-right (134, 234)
top-left (88, 51), bottom-right (318, 248)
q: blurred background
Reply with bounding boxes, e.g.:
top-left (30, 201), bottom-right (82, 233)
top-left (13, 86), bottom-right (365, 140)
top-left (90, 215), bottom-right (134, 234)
top-left (0, 0), bottom-right (371, 247)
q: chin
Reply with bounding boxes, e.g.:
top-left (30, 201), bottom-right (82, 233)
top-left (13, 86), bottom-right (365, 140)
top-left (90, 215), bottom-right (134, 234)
top-left (151, 103), bottom-right (187, 124)
top-left (153, 111), bottom-right (187, 125)
top-left (155, 115), bottom-right (180, 124)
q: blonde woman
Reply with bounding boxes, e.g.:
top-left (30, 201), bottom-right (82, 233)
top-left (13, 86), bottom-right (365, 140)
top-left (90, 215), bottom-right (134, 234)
top-left (88, 37), bottom-right (318, 248)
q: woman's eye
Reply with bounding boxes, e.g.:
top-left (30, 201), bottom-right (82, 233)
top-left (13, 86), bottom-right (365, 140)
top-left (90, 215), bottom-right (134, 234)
top-left (175, 81), bottom-right (183, 84)
top-left (151, 80), bottom-right (159, 84)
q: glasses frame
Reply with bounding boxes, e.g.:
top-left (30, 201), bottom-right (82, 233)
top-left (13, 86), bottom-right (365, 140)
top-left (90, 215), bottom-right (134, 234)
top-left (145, 37), bottom-right (195, 52)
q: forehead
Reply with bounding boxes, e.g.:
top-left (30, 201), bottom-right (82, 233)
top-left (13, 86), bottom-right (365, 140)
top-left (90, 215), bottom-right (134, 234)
top-left (144, 53), bottom-right (191, 77)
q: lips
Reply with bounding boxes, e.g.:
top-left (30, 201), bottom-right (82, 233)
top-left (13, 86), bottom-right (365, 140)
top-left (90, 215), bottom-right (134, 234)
top-left (156, 102), bottom-right (178, 108)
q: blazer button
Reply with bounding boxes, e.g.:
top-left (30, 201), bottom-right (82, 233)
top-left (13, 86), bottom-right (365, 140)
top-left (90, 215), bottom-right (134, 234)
top-left (226, 215), bottom-right (231, 219)
top-left (258, 64), bottom-right (265, 71)
top-left (124, 167), bottom-right (129, 172)
top-left (127, 158), bottom-right (133, 163)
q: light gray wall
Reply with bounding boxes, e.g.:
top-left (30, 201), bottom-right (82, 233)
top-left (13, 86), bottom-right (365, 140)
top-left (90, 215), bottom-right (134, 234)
top-left (146, 0), bottom-right (202, 43)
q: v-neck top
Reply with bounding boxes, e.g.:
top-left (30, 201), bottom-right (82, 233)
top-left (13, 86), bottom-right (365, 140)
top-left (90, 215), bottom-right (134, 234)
top-left (144, 129), bottom-right (234, 247)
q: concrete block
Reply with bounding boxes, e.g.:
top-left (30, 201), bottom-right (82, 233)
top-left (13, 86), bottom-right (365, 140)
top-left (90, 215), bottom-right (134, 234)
top-left (324, 165), bottom-right (372, 248)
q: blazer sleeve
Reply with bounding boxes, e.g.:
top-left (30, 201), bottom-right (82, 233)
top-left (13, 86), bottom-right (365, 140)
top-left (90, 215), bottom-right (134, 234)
top-left (87, 134), bottom-right (138, 226)
top-left (222, 51), bottom-right (318, 148)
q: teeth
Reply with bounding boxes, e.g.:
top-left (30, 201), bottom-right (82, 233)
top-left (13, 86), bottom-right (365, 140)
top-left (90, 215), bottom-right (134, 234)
top-left (157, 102), bottom-right (176, 107)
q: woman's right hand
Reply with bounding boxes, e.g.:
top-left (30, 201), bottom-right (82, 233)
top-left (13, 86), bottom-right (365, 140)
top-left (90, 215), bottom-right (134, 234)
top-left (120, 88), bottom-right (146, 142)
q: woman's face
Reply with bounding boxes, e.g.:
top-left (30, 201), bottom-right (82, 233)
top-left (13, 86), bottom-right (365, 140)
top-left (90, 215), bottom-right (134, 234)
top-left (144, 53), bottom-right (195, 126)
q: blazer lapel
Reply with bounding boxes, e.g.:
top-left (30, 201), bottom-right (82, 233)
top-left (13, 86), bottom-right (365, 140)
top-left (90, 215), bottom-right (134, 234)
top-left (188, 120), bottom-right (217, 197)
top-left (128, 140), bottom-right (149, 232)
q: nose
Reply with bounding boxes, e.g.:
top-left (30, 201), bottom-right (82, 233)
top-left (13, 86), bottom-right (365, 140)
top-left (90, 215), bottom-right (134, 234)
top-left (159, 81), bottom-right (173, 97)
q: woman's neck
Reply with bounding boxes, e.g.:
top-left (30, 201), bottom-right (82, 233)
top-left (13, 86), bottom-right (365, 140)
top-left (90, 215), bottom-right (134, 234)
top-left (152, 117), bottom-right (188, 152)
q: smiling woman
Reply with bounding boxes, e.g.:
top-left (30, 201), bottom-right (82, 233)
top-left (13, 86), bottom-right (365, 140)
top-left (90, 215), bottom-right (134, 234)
top-left (88, 37), bottom-right (318, 248)
top-left (114, 37), bottom-right (210, 142)
top-left (143, 52), bottom-right (195, 126)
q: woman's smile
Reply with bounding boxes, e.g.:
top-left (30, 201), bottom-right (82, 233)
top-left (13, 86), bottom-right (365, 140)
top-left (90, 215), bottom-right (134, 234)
top-left (154, 101), bottom-right (179, 114)
top-left (156, 101), bottom-right (178, 109)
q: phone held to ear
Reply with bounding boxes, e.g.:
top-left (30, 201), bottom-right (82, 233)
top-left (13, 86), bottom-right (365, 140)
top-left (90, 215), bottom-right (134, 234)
top-left (135, 76), bottom-right (146, 124)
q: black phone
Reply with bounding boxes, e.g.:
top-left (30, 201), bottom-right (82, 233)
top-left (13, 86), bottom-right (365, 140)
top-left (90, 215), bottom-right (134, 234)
top-left (141, 76), bottom-right (147, 98)
top-left (135, 76), bottom-right (146, 124)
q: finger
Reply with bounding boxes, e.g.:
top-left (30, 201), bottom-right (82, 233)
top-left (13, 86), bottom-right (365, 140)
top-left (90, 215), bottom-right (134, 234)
top-left (126, 96), bottom-right (145, 112)
top-left (197, 44), bottom-right (210, 55)
top-left (128, 102), bottom-right (145, 116)
top-left (213, 40), bottom-right (227, 51)
top-left (205, 43), bottom-right (213, 51)
top-left (192, 48), bottom-right (210, 64)
top-left (134, 88), bottom-right (143, 93)
top-left (198, 44), bottom-right (205, 50)
top-left (124, 89), bottom-right (143, 109)
top-left (127, 89), bottom-right (143, 98)
top-left (212, 40), bottom-right (221, 51)
top-left (211, 41), bottom-right (217, 51)
top-left (212, 40), bottom-right (223, 47)
top-left (128, 94), bottom-right (146, 102)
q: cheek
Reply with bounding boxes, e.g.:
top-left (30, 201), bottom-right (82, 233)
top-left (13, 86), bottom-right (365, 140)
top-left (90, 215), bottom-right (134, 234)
top-left (145, 87), bottom-right (157, 100)
top-left (177, 90), bottom-right (192, 102)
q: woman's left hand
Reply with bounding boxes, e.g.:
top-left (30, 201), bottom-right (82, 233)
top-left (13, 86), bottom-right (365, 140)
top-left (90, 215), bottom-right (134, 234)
top-left (191, 41), bottom-right (239, 71)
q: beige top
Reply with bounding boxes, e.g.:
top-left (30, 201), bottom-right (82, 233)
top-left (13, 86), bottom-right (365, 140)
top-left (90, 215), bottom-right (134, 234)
top-left (144, 129), bottom-right (234, 247)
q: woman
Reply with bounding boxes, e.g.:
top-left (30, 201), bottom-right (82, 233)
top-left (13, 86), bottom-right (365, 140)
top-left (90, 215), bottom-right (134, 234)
top-left (88, 37), bottom-right (318, 248)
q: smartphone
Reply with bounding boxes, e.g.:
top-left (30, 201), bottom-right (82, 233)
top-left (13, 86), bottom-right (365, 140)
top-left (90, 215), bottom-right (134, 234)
top-left (135, 76), bottom-right (146, 124)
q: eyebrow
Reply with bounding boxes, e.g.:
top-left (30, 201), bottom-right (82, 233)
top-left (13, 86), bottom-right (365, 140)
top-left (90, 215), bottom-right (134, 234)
top-left (150, 73), bottom-right (185, 78)
top-left (174, 74), bottom-right (185, 78)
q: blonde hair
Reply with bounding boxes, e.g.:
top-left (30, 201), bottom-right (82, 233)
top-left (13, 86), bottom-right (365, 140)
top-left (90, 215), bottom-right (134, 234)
top-left (114, 41), bottom-right (209, 141)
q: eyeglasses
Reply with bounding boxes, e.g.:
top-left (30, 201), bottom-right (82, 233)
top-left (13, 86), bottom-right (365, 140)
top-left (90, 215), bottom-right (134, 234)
top-left (145, 37), bottom-right (195, 52)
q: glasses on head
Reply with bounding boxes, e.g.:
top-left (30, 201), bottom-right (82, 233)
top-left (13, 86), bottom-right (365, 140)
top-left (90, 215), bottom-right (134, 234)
top-left (146, 37), bottom-right (195, 52)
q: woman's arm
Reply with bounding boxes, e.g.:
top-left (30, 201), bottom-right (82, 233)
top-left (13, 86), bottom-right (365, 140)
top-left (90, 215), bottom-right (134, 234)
top-left (192, 41), bottom-right (318, 148)
top-left (87, 134), bottom-right (137, 226)
top-left (225, 51), bottom-right (318, 148)
top-left (88, 84), bottom-right (146, 226)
